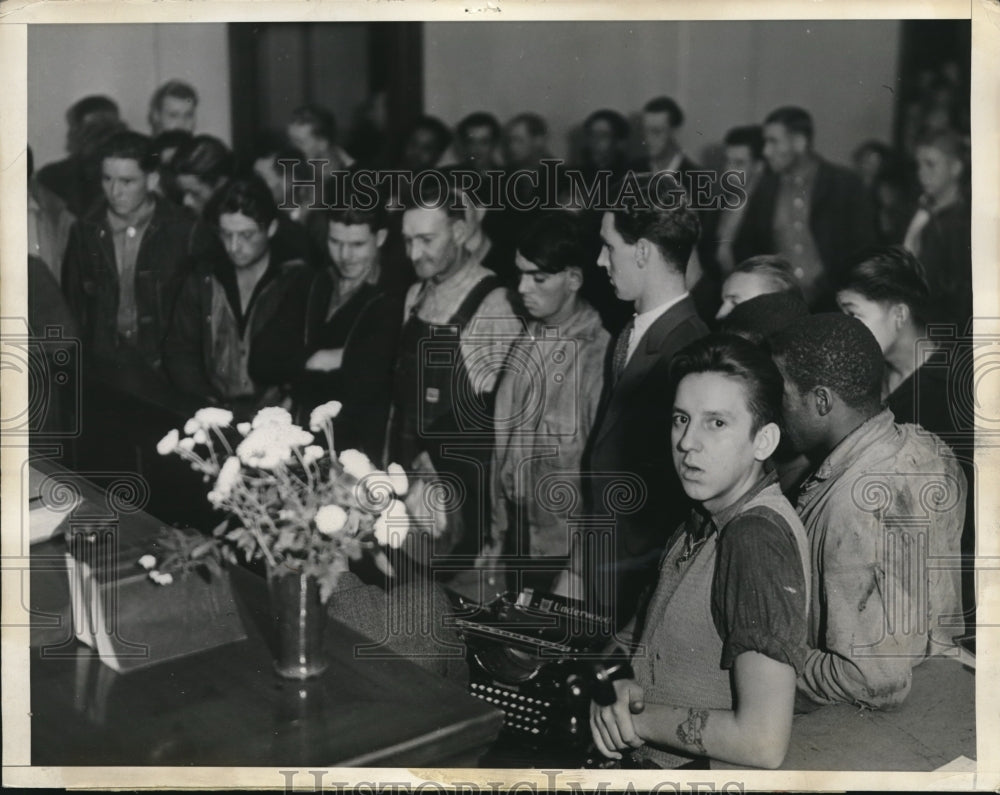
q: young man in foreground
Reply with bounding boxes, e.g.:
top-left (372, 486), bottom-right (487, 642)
top-left (590, 334), bottom-right (809, 769)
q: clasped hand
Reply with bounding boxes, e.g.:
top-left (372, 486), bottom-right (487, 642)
top-left (590, 678), bottom-right (646, 759)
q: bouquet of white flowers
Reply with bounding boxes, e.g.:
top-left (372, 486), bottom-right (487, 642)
top-left (155, 401), bottom-right (411, 603)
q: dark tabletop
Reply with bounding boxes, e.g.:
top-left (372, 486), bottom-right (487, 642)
top-left (28, 458), bottom-right (503, 768)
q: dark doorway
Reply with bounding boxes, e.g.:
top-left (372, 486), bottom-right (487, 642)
top-left (227, 22), bottom-right (423, 167)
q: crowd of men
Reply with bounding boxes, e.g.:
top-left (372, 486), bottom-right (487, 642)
top-left (27, 76), bottom-right (974, 769)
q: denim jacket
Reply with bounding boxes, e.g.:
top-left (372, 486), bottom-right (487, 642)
top-left (795, 409), bottom-right (966, 708)
top-left (491, 301), bottom-right (609, 557)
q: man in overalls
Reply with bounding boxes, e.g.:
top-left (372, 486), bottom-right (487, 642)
top-left (387, 181), bottom-right (521, 588)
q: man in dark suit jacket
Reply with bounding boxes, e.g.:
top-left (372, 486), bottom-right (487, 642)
top-left (564, 192), bottom-right (709, 630)
top-left (733, 106), bottom-right (877, 310)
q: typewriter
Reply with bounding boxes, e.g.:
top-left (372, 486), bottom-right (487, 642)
top-left (451, 587), bottom-right (628, 767)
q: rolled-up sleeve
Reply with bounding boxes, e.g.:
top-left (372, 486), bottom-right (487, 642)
top-left (711, 507), bottom-right (809, 674)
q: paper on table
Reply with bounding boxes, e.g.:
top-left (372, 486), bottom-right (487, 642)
top-left (933, 755), bottom-right (976, 773)
top-left (29, 492), bottom-right (81, 545)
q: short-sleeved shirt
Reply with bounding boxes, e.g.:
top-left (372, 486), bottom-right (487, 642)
top-left (633, 471), bottom-right (808, 673)
top-left (628, 471), bottom-right (809, 768)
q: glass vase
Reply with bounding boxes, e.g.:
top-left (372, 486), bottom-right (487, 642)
top-left (266, 564), bottom-right (329, 680)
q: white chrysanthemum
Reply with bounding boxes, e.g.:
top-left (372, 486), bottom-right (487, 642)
top-left (156, 429), bottom-right (180, 456)
top-left (315, 504), bottom-right (348, 536)
top-left (183, 418), bottom-right (201, 436)
top-left (214, 456), bottom-right (242, 499)
top-left (237, 422), bottom-right (252, 435)
top-left (302, 445), bottom-right (324, 466)
top-left (309, 400), bottom-right (343, 431)
top-left (138, 554), bottom-right (157, 570)
top-left (236, 424), bottom-right (298, 469)
top-left (178, 438), bottom-right (196, 452)
top-left (195, 407), bottom-right (234, 428)
top-left (192, 428), bottom-right (209, 445)
top-left (149, 570), bottom-right (174, 585)
top-left (252, 406), bottom-right (293, 429)
top-left (283, 425), bottom-right (315, 448)
top-left (387, 462), bottom-right (409, 496)
top-left (373, 498), bottom-right (410, 548)
top-left (340, 449), bottom-right (375, 480)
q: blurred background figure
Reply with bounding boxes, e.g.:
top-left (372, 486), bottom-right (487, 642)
top-left (576, 108), bottom-right (630, 186)
top-left (27, 145), bottom-right (75, 284)
top-left (149, 129), bottom-right (193, 205)
top-left (171, 134), bottom-right (235, 217)
top-left (902, 128), bottom-right (971, 328)
top-left (712, 124), bottom-right (766, 276)
top-left (36, 94), bottom-right (126, 217)
top-left (716, 255), bottom-right (804, 321)
top-left (398, 114), bottom-right (452, 173)
top-left (148, 79), bottom-right (199, 136)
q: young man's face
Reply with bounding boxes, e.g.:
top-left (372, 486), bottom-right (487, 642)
top-left (102, 157), bottom-right (152, 218)
top-left (641, 111), bottom-right (674, 161)
top-left (671, 371), bottom-right (775, 515)
top-left (287, 122), bottom-right (328, 161)
top-left (515, 251), bottom-right (578, 322)
top-left (176, 174), bottom-right (218, 217)
top-left (597, 212), bottom-right (643, 303)
top-left (916, 144), bottom-right (962, 200)
top-left (328, 221), bottom-right (386, 282)
top-left (716, 271), bottom-right (780, 319)
top-left (153, 96), bottom-right (196, 135)
top-left (836, 289), bottom-right (901, 355)
top-left (762, 123), bottom-right (801, 174)
top-left (403, 128), bottom-right (443, 172)
top-left (218, 211), bottom-right (274, 270)
top-left (505, 121), bottom-right (538, 167)
top-left (772, 355), bottom-right (823, 454)
top-left (724, 144), bottom-right (760, 179)
top-left (402, 207), bottom-right (463, 282)
top-left (586, 119), bottom-right (618, 165)
top-left (461, 124), bottom-right (497, 169)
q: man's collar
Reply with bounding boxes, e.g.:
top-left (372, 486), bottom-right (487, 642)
top-left (428, 253), bottom-right (475, 288)
top-left (694, 467), bottom-right (779, 537)
top-left (106, 195), bottom-right (156, 232)
top-left (810, 408), bottom-right (895, 483)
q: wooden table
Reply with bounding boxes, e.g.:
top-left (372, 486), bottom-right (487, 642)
top-left (28, 458), bottom-right (504, 768)
top-left (776, 655), bottom-right (975, 771)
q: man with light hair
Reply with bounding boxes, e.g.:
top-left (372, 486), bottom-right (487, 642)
top-left (149, 80), bottom-right (198, 136)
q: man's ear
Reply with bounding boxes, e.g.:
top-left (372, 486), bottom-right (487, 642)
top-left (893, 302), bottom-right (910, 329)
top-left (753, 421), bottom-right (781, 462)
top-left (451, 217), bottom-right (472, 248)
top-left (375, 228), bottom-right (389, 249)
top-left (634, 237), bottom-right (650, 268)
top-left (267, 219), bottom-right (279, 239)
top-left (145, 171), bottom-right (159, 195)
top-left (813, 385), bottom-right (835, 417)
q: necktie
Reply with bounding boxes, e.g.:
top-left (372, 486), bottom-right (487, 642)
top-left (612, 318), bottom-right (635, 384)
